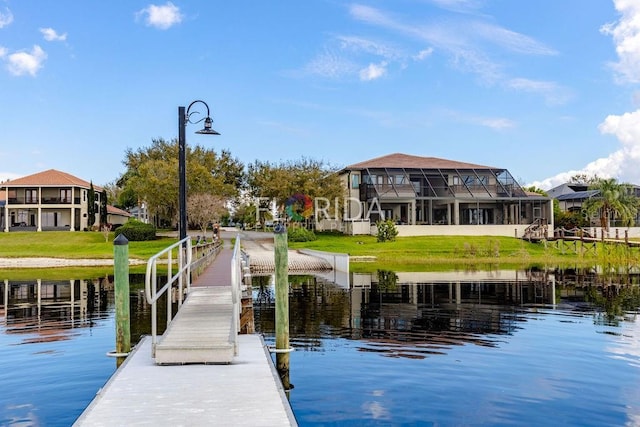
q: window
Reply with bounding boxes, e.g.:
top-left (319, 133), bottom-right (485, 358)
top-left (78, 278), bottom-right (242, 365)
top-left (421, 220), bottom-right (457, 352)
top-left (25, 189), bottom-right (38, 204)
top-left (60, 189), bottom-right (72, 203)
top-left (351, 174), bottom-right (360, 189)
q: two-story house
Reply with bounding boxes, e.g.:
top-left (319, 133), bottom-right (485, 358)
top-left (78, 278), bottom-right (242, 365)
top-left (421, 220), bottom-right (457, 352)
top-left (1, 169), bottom-right (102, 232)
top-left (330, 153), bottom-right (553, 237)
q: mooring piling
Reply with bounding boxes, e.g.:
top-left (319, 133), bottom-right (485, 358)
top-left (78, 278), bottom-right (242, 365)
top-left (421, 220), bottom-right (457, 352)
top-left (274, 224), bottom-right (291, 391)
top-left (112, 234), bottom-right (131, 365)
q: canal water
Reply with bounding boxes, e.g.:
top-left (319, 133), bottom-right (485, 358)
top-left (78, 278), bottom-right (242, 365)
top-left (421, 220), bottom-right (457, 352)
top-left (1, 270), bottom-right (640, 426)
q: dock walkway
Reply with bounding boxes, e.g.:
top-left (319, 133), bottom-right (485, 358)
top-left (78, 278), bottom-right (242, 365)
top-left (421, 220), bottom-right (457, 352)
top-left (74, 335), bottom-right (297, 426)
top-left (74, 239), bottom-right (298, 426)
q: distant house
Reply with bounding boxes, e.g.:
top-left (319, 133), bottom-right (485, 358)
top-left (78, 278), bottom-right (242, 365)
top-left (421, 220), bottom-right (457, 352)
top-left (323, 153), bottom-right (553, 237)
top-left (1, 169), bottom-right (103, 232)
top-left (549, 181), bottom-right (640, 227)
top-left (107, 205), bottom-right (132, 228)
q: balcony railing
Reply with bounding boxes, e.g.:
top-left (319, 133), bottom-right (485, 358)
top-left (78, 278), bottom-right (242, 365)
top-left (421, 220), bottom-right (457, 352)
top-left (7, 197), bottom-right (80, 204)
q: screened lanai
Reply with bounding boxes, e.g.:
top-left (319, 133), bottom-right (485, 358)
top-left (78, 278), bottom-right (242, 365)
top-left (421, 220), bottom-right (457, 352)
top-left (341, 153), bottom-right (552, 228)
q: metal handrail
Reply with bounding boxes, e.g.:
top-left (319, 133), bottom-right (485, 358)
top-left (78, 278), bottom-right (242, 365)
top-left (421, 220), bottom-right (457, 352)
top-left (145, 237), bottom-right (192, 356)
top-left (230, 237), bottom-right (242, 350)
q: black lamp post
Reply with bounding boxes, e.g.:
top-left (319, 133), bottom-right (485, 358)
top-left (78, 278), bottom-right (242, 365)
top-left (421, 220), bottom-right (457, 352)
top-left (178, 100), bottom-right (220, 242)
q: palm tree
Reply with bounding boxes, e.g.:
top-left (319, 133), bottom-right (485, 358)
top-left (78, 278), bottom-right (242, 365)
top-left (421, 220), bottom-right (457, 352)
top-left (582, 178), bottom-right (639, 231)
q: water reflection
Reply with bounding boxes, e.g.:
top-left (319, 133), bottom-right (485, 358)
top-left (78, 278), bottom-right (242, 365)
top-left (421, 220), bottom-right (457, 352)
top-left (0, 275), bottom-right (172, 347)
top-left (254, 269), bottom-right (640, 426)
top-left (1, 278), bottom-right (113, 345)
top-left (254, 269), bottom-right (640, 360)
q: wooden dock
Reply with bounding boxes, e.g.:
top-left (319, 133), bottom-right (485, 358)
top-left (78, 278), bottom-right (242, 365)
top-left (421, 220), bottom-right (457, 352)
top-left (74, 240), bottom-right (297, 426)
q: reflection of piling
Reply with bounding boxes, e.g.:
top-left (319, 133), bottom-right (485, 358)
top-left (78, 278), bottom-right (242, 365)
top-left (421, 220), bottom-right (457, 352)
top-left (113, 234), bottom-right (131, 366)
top-left (274, 225), bottom-right (290, 391)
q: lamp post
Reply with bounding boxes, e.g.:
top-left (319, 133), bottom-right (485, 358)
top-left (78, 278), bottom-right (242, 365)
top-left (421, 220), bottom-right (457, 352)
top-left (178, 100), bottom-right (220, 242)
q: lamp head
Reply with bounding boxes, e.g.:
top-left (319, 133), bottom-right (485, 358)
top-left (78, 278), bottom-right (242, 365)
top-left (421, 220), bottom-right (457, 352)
top-left (195, 116), bottom-right (220, 135)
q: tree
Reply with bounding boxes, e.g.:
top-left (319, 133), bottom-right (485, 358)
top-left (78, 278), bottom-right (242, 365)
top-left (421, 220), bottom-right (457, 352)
top-left (246, 157), bottom-right (346, 219)
top-left (582, 178), bottom-right (639, 230)
top-left (100, 189), bottom-right (108, 226)
top-left (376, 219), bottom-right (398, 242)
top-left (569, 173), bottom-right (594, 185)
top-left (522, 186), bottom-right (547, 196)
top-left (87, 182), bottom-right (96, 228)
top-left (117, 138), bottom-right (244, 227)
top-left (187, 193), bottom-right (227, 236)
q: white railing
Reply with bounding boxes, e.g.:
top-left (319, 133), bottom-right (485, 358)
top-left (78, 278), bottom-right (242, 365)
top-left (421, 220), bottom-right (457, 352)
top-left (230, 237), bottom-right (243, 342)
top-left (145, 237), bottom-right (192, 356)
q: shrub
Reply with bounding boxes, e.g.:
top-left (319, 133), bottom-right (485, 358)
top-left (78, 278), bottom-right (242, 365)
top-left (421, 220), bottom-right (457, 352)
top-left (376, 219), bottom-right (398, 242)
top-left (287, 226), bottom-right (317, 242)
top-left (114, 219), bottom-right (157, 241)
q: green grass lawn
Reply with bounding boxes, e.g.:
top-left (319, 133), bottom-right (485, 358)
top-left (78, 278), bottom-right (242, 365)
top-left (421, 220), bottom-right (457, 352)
top-left (0, 231), bottom-right (176, 260)
top-left (0, 231), bottom-right (178, 279)
top-left (288, 233), bottom-right (611, 272)
top-left (1, 230), bottom-right (635, 277)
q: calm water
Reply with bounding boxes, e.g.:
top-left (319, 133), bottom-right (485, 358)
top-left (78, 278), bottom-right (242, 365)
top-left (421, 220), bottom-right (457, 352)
top-left (254, 270), bottom-right (640, 426)
top-left (1, 270), bottom-right (640, 426)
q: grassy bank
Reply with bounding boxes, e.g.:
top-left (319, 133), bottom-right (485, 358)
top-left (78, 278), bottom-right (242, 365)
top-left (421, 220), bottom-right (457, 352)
top-left (0, 231), bottom-right (175, 260)
top-left (2, 230), bottom-right (636, 277)
top-left (0, 231), bottom-right (175, 279)
top-left (288, 233), bottom-right (613, 272)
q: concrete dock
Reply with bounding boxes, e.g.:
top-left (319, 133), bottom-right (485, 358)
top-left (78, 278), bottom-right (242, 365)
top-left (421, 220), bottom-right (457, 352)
top-left (74, 334), bottom-right (297, 426)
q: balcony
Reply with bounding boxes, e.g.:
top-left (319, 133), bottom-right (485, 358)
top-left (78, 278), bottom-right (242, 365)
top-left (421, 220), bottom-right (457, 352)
top-left (7, 197), bottom-right (80, 205)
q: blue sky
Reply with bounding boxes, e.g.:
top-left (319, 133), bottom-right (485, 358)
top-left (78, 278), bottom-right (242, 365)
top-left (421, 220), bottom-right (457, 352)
top-left (1, 0), bottom-right (639, 190)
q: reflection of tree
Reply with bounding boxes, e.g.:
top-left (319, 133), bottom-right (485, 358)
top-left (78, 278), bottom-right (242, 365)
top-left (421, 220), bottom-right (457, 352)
top-left (252, 275), bottom-right (273, 305)
top-left (586, 285), bottom-right (640, 326)
top-left (376, 269), bottom-right (398, 291)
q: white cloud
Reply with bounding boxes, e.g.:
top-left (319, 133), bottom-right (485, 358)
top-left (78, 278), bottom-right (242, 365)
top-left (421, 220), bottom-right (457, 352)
top-left (348, 4), bottom-right (554, 84)
top-left (506, 78), bottom-right (573, 105)
top-left (531, 110), bottom-right (640, 189)
top-left (476, 117), bottom-right (515, 130)
top-left (305, 49), bottom-right (358, 78)
top-left (533, 3), bottom-right (640, 190)
top-left (136, 2), bottom-right (183, 30)
top-left (429, 0), bottom-right (482, 13)
top-left (337, 35), bottom-right (402, 61)
top-left (0, 7), bottom-right (13, 28)
top-left (359, 62), bottom-right (387, 81)
top-left (601, 0), bottom-right (640, 83)
top-left (40, 28), bottom-right (67, 42)
top-left (0, 46), bottom-right (7, 58)
top-left (6, 45), bottom-right (47, 76)
top-left (413, 48), bottom-right (434, 61)
top-left (442, 108), bottom-right (516, 130)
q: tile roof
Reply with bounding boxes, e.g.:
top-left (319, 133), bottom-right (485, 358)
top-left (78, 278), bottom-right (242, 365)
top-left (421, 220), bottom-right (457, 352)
top-left (343, 153), bottom-right (497, 170)
top-left (107, 205), bottom-right (132, 217)
top-left (0, 169), bottom-right (102, 190)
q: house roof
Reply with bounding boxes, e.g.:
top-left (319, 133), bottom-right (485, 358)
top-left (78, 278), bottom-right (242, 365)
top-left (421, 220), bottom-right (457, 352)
top-left (107, 205), bottom-right (132, 217)
top-left (556, 190), bottom-right (600, 201)
top-left (342, 153), bottom-right (497, 171)
top-left (0, 169), bottom-right (102, 190)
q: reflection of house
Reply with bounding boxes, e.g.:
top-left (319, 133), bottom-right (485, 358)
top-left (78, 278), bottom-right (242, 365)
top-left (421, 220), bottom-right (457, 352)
top-left (1, 169), bottom-right (102, 232)
top-left (331, 153), bottom-right (553, 237)
top-left (1, 278), bottom-right (112, 341)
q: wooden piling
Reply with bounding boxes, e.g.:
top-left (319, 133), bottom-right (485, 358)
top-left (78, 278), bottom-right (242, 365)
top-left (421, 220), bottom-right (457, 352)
top-left (274, 225), bottom-right (290, 390)
top-left (114, 234), bottom-right (131, 362)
